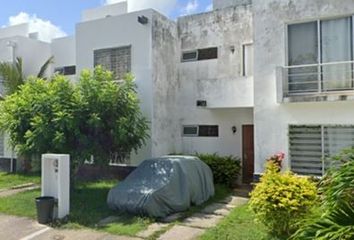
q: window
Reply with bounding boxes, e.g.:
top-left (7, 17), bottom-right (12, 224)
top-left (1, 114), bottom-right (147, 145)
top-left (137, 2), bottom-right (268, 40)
top-left (182, 51), bottom-right (198, 62)
top-left (242, 43), bottom-right (253, 76)
top-left (287, 16), bottom-right (354, 93)
top-left (55, 66), bottom-right (76, 76)
top-left (94, 46), bottom-right (131, 80)
top-left (198, 125), bottom-right (219, 137)
top-left (181, 47), bottom-right (218, 62)
top-left (182, 125), bottom-right (219, 137)
top-left (198, 47), bottom-right (218, 60)
top-left (183, 125), bottom-right (198, 136)
top-left (289, 125), bottom-right (354, 176)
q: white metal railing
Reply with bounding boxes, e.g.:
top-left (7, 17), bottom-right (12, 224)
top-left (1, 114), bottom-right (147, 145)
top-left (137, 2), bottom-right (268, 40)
top-left (278, 61), bottom-right (354, 96)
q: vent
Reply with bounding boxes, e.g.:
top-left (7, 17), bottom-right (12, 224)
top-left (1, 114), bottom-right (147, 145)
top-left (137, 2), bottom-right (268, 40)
top-left (196, 100), bottom-right (207, 107)
top-left (182, 51), bottom-right (198, 62)
top-left (138, 16), bottom-right (149, 25)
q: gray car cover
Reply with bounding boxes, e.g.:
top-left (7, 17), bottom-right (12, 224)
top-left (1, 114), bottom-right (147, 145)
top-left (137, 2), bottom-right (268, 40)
top-left (107, 156), bottom-right (215, 218)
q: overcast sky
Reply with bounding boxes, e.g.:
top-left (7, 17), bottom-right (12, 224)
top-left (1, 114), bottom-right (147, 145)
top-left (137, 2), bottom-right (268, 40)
top-left (0, 0), bottom-right (213, 42)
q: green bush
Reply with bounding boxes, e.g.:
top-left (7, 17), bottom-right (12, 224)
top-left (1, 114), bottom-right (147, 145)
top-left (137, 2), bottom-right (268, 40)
top-left (291, 149), bottom-right (354, 240)
top-left (249, 161), bottom-right (318, 237)
top-left (0, 66), bottom-right (149, 175)
top-left (196, 153), bottom-right (241, 187)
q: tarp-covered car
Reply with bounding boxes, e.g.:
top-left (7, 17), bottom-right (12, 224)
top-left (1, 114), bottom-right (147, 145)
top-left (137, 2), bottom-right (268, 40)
top-left (107, 156), bottom-right (214, 218)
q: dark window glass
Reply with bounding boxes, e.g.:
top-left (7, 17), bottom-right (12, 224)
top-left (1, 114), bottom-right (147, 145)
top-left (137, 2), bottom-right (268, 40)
top-left (198, 47), bottom-right (218, 60)
top-left (54, 66), bottom-right (76, 76)
top-left (94, 46), bottom-right (131, 79)
top-left (182, 51), bottom-right (198, 62)
top-left (198, 125), bottom-right (219, 137)
top-left (183, 126), bottom-right (198, 136)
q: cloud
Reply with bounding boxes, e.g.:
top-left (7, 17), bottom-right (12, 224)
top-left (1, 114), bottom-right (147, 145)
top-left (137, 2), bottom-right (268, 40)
top-left (180, 0), bottom-right (199, 16)
top-left (105, 0), bottom-right (177, 16)
top-left (205, 4), bottom-right (213, 12)
top-left (7, 12), bottom-right (66, 42)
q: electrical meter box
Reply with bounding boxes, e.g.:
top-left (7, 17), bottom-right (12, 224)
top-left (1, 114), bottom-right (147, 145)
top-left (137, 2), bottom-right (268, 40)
top-left (41, 154), bottom-right (70, 219)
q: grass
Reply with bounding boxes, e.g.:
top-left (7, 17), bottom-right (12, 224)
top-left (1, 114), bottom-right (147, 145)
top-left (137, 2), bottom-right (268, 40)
top-left (199, 204), bottom-right (284, 240)
top-left (182, 184), bottom-right (231, 218)
top-left (0, 172), bottom-right (40, 190)
top-left (0, 180), bottom-right (152, 236)
top-left (0, 179), bottom-right (233, 238)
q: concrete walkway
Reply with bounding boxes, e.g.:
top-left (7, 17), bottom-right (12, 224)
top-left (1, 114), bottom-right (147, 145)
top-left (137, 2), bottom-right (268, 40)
top-left (157, 196), bottom-right (249, 240)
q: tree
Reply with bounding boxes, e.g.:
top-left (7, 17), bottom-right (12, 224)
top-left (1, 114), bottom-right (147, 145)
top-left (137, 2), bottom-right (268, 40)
top-left (0, 66), bottom-right (149, 175)
top-left (0, 56), bottom-right (54, 96)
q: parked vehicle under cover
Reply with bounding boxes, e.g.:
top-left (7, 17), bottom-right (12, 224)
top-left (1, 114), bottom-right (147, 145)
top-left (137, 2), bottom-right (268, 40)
top-left (107, 155), bottom-right (215, 218)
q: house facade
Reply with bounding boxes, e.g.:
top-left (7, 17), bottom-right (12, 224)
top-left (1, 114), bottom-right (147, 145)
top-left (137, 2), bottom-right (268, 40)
top-left (0, 0), bottom-right (353, 181)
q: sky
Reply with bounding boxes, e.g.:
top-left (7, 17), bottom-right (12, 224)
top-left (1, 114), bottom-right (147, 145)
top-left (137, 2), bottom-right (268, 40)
top-left (0, 0), bottom-right (213, 42)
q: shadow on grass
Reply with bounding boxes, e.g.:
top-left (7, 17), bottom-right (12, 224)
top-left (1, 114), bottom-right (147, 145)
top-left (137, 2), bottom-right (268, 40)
top-left (65, 180), bottom-right (152, 236)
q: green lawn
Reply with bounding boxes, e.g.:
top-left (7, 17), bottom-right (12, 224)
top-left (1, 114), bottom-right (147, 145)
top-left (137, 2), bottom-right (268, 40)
top-left (199, 204), bottom-right (284, 240)
top-left (0, 180), bottom-right (151, 236)
top-left (0, 179), bottom-right (233, 238)
top-left (0, 172), bottom-right (40, 190)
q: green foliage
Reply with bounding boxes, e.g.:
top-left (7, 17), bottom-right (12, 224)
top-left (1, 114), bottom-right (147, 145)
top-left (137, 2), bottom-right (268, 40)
top-left (0, 66), bottom-right (149, 174)
top-left (291, 149), bottom-right (354, 240)
top-left (249, 161), bottom-right (318, 237)
top-left (196, 153), bottom-right (241, 187)
top-left (321, 149), bottom-right (354, 209)
top-left (0, 56), bottom-right (53, 96)
top-left (291, 202), bottom-right (354, 240)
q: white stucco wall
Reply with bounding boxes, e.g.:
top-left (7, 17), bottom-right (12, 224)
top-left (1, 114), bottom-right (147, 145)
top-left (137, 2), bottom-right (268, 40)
top-left (177, 5), bottom-right (254, 158)
top-left (181, 108), bottom-right (253, 157)
top-left (51, 36), bottom-right (76, 69)
top-left (253, 0), bottom-right (354, 175)
top-left (76, 9), bottom-right (154, 165)
top-left (213, 0), bottom-right (252, 9)
top-left (151, 12), bottom-right (182, 157)
top-left (178, 5), bottom-right (254, 109)
top-left (81, 2), bottom-right (128, 22)
top-left (0, 24), bottom-right (29, 39)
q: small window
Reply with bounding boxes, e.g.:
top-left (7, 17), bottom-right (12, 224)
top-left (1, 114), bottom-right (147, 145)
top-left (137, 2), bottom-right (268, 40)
top-left (242, 44), bottom-right (253, 76)
top-left (198, 47), bottom-right (218, 60)
top-left (289, 125), bottom-right (354, 176)
top-left (182, 51), bottom-right (198, 62)
top-left (54, 66), bottom-right (76, 76)
top-left (199, 125), bottom-right (219, 137)
top-left (183, 125), bottom-right (198, 136)
top-left (94, 46), bottom-right (131, 80)
top-left (181, 47), bottom-right (218, 62)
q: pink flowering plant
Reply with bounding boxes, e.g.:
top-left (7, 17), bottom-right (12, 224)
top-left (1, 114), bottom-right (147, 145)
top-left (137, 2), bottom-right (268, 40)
top-left (266, 152), bottom-right (285, 170)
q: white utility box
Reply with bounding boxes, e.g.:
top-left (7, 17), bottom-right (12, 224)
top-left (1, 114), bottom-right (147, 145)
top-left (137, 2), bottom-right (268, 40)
top-left (41, 154), bottom-right (70, 219)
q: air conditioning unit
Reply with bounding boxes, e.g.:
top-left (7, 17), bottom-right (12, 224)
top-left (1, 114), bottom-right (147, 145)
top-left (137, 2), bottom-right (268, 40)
top-left (196, 100), bottom-right (207, 107)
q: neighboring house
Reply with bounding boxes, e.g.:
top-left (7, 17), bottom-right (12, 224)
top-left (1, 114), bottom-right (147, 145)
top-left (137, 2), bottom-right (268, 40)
top-left (0, 0), bottom-right (353, 182)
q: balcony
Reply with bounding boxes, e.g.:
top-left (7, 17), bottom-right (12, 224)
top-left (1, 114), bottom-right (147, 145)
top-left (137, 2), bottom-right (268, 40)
top-left (277, 61), bottom-right (354, 103)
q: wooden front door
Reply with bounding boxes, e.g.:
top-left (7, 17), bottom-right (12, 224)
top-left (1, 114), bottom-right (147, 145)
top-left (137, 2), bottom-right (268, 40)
top-left (242, 125), bottom-right (254, 184)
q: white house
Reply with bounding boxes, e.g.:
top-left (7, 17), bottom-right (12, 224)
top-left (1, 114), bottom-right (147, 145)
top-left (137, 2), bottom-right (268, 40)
top-left (1, 0), bottom-right (353, 182)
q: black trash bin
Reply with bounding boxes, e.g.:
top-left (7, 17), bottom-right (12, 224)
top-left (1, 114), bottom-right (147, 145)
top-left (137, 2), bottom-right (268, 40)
top-left (35, 196), bottom-right (55, 224)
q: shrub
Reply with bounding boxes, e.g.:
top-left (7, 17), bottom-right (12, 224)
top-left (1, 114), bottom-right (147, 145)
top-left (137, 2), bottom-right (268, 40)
top-left (291, 149), bottom-right (354, 240)
top-left (249, 161), bottom-right (318, 237)
top-left (196, 153), bottom-right (241, 187)
top-left (0, 66), bottom-right (149, 175)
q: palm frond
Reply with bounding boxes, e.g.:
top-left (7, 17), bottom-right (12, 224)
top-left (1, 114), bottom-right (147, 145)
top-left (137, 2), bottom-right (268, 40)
top-left (37, 56), bottom-right (54, 78)
top-left (0, 58), bottom-right (24, 95)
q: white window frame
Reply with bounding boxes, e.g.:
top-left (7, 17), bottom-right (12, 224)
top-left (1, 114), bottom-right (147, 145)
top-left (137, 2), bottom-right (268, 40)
top-left (242, 42), bottom-right (253, 77)
top-left (182, 125), bottom-right (199, 137)
top-left (181, 50), bottom-right (198, 62)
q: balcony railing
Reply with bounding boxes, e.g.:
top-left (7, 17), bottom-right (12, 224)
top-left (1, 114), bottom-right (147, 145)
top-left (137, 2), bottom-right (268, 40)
top-left (278, 61), bottom-right (354, 98)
